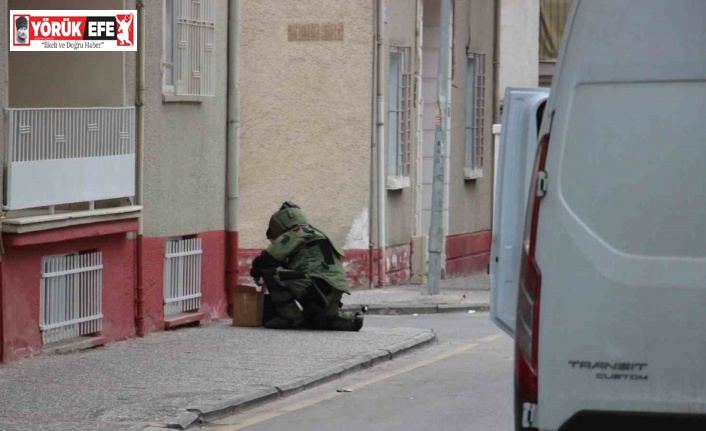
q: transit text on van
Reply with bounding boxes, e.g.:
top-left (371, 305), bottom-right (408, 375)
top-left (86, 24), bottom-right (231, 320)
top-left (568, 361), bottom-right (647, 371)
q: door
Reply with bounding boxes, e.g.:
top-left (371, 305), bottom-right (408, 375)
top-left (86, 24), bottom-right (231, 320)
top-left (489, 87), bottom-right (549, 337)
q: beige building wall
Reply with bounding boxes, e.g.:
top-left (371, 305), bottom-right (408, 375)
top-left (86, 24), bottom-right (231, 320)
top-left (142, 0), bottom-right (228, 237)
top-left (7, 0), bottom-right (125, 108)
top-left (239, 0), bottom-right (373, 250)
top-left (499, 0), bottom-right (539, 100)
top-left (384, 0), bottom-right (419, 247)
top-left (448, 0), bottom-right (495, 235)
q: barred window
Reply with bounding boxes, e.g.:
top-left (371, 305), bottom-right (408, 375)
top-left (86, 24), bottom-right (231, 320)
top-left (387, 46), bottom-right (413, 187)
top-left (163, 0), bottom-right (216, 97)
top-left (464, 52), bottom-right (486, 179)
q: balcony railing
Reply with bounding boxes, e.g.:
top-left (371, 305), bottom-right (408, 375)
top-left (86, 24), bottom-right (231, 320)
top-left (4, 107), bottom-right (136, 211)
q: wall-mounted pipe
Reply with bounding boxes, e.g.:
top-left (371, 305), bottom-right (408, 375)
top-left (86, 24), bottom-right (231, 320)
top-left (492, 0), bottom-right (501, 123)
top-left (226, 0), bottom-right (241, 296)
top-left (414, 0), bottom-right (423, 238)
top-left (135, 0), bottom-right (146, 337)
top-left (368, 0), bottom-right (379, 289)
top-left (375, 0), bottom-right (386, 287)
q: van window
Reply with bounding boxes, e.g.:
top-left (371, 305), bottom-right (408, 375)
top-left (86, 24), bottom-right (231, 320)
top-left (559, 82), bottom-right (706, 258)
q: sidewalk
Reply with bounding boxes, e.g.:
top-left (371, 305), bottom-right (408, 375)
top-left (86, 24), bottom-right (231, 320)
top-left (344, 272), bottom-right (490, 315)
top-left (0, 274), bottom-right (489, 431)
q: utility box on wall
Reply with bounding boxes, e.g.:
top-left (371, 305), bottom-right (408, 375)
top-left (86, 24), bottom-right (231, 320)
top-left (411, 235), bottom-right (428, 284)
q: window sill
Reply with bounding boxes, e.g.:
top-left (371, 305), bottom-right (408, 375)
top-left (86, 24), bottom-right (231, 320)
top-left (464, 167), bottom-right (484, 180)
top-left (162, 94), bottom-right (205, 104)
top-left (386, 176), bottom-right (411, 190)
top-left (1, 205), bottom-right (143, 234)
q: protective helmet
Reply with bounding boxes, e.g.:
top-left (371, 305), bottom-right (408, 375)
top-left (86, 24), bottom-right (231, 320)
top-left (266, 202), bottom-right (309, 240)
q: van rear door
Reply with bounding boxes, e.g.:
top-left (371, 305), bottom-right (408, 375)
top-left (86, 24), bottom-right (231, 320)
top-left (489, 87), bottom-right (549, 337)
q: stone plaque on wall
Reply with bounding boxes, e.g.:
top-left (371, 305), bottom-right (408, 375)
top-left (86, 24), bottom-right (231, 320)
top-left (288, 23), bottom-right (344, 42)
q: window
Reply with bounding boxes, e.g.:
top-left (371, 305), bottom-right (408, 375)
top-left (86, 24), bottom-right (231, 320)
top-left (40, 251), bottom-right (103, 344)
top-left (163, 0), bottom-right (216, 98)
top-left (164, 237), bottom-right (203, 317)
top-left (387, 47), bottom-right (412, 189)
top-left (464, 52), bottom-right (486, 179)
top-left (539, 0), bottom-right (573, 61)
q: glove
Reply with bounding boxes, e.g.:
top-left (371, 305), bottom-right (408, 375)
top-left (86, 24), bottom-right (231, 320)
top-left (249, 266), bottom-right (261, 278)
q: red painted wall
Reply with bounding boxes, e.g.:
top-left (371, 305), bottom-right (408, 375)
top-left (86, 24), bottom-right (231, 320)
top-left (0, 223), bottom-right (229, 363)
top-left (138, 236), bottom-right (165, 333)
top-left (239, 231), bottom-right (490, 289)
top-left (445, 230), bottom-right (492, 276)
top-left (139, 231), bottom-right (228, 332)
top-left (1, 232), bottom-right (136, 363)
top-left (342, 249), bottom-right (372, 288)
top-left (197, 230), bottom-right (227, 319)
top-left (385, 244), bottom-right (411, 285)
top-left (238, 244), bottom-right (412, 289)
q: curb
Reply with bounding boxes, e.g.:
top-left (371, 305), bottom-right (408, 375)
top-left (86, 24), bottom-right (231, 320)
top-left (161, 330), bottom-right (437, 429)
top-left (343, 303), bottom-right (489, 316)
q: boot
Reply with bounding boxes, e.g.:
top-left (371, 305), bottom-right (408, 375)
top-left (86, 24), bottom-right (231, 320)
top-left (264, 316), bottom-right (302, 330)
top-left (327, 312), bottom-right (364, 332)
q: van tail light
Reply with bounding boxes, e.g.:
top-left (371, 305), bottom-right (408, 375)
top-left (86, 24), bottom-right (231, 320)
top-left (515, 134), bottom-right (550, 428)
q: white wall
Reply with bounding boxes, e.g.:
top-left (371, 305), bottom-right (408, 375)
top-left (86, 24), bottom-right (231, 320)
top-left (498, 0), bottom-right (539, 105)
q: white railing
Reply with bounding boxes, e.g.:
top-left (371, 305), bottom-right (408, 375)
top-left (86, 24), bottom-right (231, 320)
top-left (40, 252), bottom-right (103, 344)
top-left (164, 238), bottom-right (203, 317)
top-left (4, 107), bottom-right (136, 210)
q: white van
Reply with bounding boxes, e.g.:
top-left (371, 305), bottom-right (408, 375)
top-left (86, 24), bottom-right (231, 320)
top-left (490, 1), bottom-right (706, 429)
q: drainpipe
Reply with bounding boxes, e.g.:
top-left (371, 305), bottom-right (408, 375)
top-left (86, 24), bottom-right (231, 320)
top-left (226, 0), bottom-right (241, 296)
top-left (492, 0), bottom-right (500, 123)
top-left (375, 0), bottom-right (386, 287)
top-left (414, 0), bottom-right (423, 238)
top-left (368, 1), bottom-right (378, 289)
top-left (135, 0), bottom-right (146, 337)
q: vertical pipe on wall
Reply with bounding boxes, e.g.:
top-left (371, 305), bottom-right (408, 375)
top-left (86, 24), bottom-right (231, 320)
top-left (414, 0), bottom-right (424, 238)
top-left (492, 0), bottom-right (500, 123)
top-left (376, 0), bottom-right (387, 287)
top-left (226, 0), bottom-right (241, 296)
top-left (369, 0), bottom-right (378, 289)
top-left (135, 0), bottom-right (146, 337)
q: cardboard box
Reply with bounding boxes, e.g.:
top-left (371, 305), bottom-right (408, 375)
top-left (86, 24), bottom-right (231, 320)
top-left (231, 284), bottom-right (264, 327)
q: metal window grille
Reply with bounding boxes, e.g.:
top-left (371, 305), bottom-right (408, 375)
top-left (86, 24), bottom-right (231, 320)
top-left (4, 107), bottom-right (136, 210)
top-left (472, 53), bottom-right (486, 170)
top-left (40, 252), bottom-right (103, 344)
top-left (464, 53), bottom-right (486, 176)
top-left (164, 238), bottom-right (202, 317)
top-left (165, 0), bottom-right (216, 97)
top-left (390, 46), bottom-right (413, 177)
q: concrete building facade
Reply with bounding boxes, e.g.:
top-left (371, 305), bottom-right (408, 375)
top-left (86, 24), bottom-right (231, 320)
top-left (0, 0), bottom-right (507, 363)
top-left (0, 0), bottom-right (230, 362)
top-left (239, 0), bottom-right (499, 288)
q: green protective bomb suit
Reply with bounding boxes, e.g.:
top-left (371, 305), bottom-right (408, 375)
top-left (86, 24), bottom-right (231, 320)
top-left (250, 202), bottom-right (364, 331)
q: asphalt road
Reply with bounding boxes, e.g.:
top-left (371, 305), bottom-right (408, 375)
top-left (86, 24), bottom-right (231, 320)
top-left (207, 312), bottom-right (514, 431)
